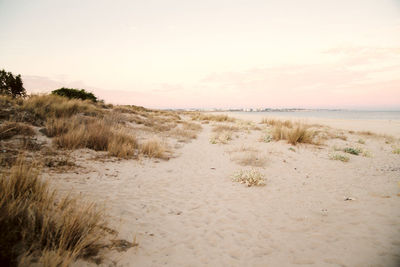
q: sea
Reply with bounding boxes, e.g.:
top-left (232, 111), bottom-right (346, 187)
top-left (227, 110), bottom-right (400, 121)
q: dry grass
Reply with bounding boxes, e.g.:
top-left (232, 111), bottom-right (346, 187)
top-left (232, 169), bottom-right (265, 187)
top-left (0, 157), bottom-right (110, 266)
top-left (329, 153), bottom-right (350, 162)
top-left (108, 130), bottom-right (139, 159)
top-left (210, 131), bottom-right (232, 144)
top-left (231, 151), bottom-right (267, 167)
top-left (23, 94), bottom-right (100, 122)
top-left (191, 112), bottom-right (236, 122)
top-left (212, 124), bottom-right (239, 133)
top-left (357, 130), bottom-right (376, 136)
top-left (49, 116), bottom-right (138, 158)
top-left (261, 118), bottom-right (293, 128)
top-left (272, 124), bottom-right (315, 145)
top-left (0, 121), bottom-right (35, 139)
top-left (170, 128), bottom-right (197, 142)
top-left (235, 120), bottom-right (261, 131)
top-left (182, 121), bottom-right (202, 131)
top-left (140, 138), bottom-right (167, 159)
top-left (168, 121), bottom-right (202, 142)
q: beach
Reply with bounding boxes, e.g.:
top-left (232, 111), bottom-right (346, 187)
top-left (46, 113), bottom-right (400, 267)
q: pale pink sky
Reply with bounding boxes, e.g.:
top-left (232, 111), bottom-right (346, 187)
top-left (1, 0), bottom-right (399, 109)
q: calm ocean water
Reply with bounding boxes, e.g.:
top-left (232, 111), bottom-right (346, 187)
top-left (228, 110), bottom-right (400, 120)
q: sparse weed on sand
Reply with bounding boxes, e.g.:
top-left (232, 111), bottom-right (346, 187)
top-left (210, 131), bottom-right (232, 144)
top-left (329, 153), bottom-right (350, 162)
top-left (358, 139), bottom-right (365, 144)
top-left (343, 147), bottom-right (362, 156)
top-left (232, 169), bottom-right (265, 187)
top-left (393, 148), bottom-right (400, 154)
top-left (169, 121), bottom-right (202, 142)
top-left (231, 151), bottom-right (267, 167)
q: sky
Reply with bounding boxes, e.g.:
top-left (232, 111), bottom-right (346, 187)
top-left (0, 0), bottom-right (399, 109)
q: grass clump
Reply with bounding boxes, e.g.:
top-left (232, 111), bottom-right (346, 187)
top-left (393, 148), bottom-right (400, 154)
top-left (108, 130), bottom-right (138, 158)
top-left (272, 124), bottom-right (315, 145)
top-left (140, 138), bottom-right (167, 158)
top-left (232, 169), bottom-right (265, 187)
top-left (210, 131), bottom-right (232, 144)
top-left (343, 147), bottom-right (362, 155)
top-left (329, 153), bottom-right (350, 162)
top-left (0, 121), bottom-right (35, 139)
top-left (49, 116), bottom-right (138, 158)
top-left (0, 157), bottom-right (110, 266)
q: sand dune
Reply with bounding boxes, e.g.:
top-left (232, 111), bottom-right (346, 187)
top-left (50, 116), bottom-right (400, 267)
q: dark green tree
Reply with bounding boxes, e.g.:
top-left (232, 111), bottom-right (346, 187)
top-left (0, 69), bottom-right (26, 97)
top-left (51, 87), bottom-right (97, 102)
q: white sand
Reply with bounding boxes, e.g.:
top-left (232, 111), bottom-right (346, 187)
top-left (51, 116), bottom-right (400, 267)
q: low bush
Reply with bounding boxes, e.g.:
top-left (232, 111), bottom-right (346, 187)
top-left (232, 169), bottom-right (265, 187)
top-left (52, 88), bottom-right (98, 102)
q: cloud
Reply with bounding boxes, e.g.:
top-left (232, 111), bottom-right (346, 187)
top-left (198, 45), bottom-right (400, 108)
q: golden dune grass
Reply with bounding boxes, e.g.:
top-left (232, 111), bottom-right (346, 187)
top-left (107, 130), bottom-right (139, 158)
top-left (49, 116), bottom-right (138, 158)
top-left (0, 157), bottom-right (109, 266)
top-left (191, 113), bottom-right (236, 122)
top-left (261, 118), bottom-right (293, 128)
top-left (272, 124), bottom-right (315, 145)
top-left (212, 124), bottom-right (239, 133)
top-left (23, 94), bottom-right (100, 121)
top-left (182, 121), bottom-right (202, 131)
top-left (0, 121), bottom-right (35, 139)
top-left (140, 138), bottom-right (167, 159)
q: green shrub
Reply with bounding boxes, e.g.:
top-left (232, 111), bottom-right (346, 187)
top-left (52, 88), bottom-right (97, 102)
top-left (343, 147), bottom-right (362, 155)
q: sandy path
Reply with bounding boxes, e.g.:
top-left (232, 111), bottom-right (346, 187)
top-left (57, 123), bottom-right (400, 267)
